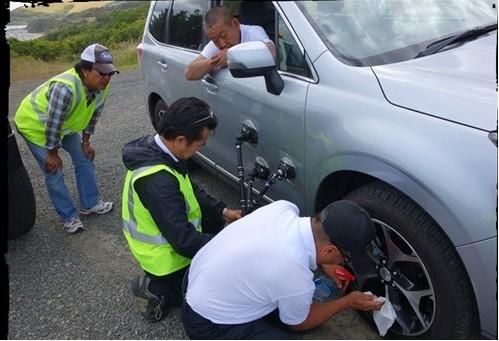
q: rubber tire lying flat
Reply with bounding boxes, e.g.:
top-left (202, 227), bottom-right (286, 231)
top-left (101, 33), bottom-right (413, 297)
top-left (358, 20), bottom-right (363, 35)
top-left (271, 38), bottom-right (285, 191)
top-left (8, 166), bottom-right (36, 240)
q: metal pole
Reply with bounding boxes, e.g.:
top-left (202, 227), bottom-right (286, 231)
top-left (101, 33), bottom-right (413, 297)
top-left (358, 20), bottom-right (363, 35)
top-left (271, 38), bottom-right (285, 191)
top-left (236, 140), bottom-right (247, 215)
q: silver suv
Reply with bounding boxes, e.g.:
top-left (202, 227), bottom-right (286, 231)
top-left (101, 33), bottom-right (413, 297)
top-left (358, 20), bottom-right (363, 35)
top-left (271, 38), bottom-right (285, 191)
top-left (138, 1), bottom-right (497, 338)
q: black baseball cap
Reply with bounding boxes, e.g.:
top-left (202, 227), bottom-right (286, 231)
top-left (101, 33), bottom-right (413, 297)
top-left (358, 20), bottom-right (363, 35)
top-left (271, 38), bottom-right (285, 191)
top-left (320, 200), bottom-right (376, 274)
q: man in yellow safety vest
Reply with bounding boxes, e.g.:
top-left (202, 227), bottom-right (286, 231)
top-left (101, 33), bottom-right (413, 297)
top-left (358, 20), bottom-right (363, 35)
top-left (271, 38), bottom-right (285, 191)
top-left (121, 97), bottom-right (241, 322)
top-left (14, 43), bottom-right (118, 233)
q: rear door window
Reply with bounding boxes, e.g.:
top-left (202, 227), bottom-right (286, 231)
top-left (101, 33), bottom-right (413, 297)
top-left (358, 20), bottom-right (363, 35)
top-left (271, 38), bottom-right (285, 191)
top-left (169, 0), bottom-right (205, 50)
top-left (149, 0), bottom-right (171, 43)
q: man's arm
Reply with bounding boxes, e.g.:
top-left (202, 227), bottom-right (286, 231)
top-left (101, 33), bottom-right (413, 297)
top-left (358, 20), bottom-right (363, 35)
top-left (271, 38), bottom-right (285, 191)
top-left (192, 181), bottom-right (226, 226)
top-left (80, 99), bottom-right (104, 161)
top-left (44, 82), bottom-right (72, 173)
top-left (84, 98), bottom-right (104, 136)
top-left (288, 291), bottom-right (384, 332)
top-left (192, 181), bottom-right (241, 225)
top-left (45, 82), bottom-right (72, 150)
top-left (134, 171), bottom-right (214, 258)
top-left (184, 54), bottom-right (218, 80)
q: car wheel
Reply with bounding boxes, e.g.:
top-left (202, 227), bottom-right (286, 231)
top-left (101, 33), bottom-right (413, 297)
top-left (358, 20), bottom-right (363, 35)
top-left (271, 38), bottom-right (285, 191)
top-left (153, 99), bottom-right (168, 132)
top-left (343, 181), bottom-right (475, 338)
top-left (8, 166), bottom-right (36, 240)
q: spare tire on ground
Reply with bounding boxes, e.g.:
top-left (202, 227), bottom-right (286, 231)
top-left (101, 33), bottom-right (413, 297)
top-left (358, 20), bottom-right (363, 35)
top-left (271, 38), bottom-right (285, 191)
top-left (8, 122), bottom-right (36, 240)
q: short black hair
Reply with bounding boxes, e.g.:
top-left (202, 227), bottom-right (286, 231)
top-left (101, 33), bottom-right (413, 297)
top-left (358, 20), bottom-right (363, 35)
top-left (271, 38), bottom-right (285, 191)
top-left (74, 60), bottom-right (93, 79)
top-left (158, 97), bottom-right (218, 144)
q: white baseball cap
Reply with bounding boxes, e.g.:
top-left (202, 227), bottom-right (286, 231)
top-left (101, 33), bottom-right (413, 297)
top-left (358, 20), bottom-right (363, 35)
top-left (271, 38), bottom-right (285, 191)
top-left (80, 43), bottom-right (119, 74)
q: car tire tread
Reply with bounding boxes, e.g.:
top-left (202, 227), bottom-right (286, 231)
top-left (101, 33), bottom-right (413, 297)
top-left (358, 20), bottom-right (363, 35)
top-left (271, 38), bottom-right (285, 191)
top-left (346, 181), bottom-right (476, 339)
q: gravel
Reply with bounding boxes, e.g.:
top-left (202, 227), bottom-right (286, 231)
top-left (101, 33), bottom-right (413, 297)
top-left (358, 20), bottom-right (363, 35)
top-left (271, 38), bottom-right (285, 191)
top-left (7, 68), bottom-right (379, 339)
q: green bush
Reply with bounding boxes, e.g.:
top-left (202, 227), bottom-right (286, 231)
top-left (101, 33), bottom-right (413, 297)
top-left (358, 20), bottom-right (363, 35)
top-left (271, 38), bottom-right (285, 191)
top-left (9, 3), bottom-right (149, 62)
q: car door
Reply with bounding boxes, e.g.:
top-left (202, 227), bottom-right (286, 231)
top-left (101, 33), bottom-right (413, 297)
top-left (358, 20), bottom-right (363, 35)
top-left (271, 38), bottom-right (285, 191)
top-left (145, 0), bottom-right (209, 110)
top-left (199, 4), bottom-right (314, 208)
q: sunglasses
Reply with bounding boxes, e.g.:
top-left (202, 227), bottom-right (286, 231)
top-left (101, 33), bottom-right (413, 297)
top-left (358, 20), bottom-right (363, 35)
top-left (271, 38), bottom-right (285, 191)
top-left (94, 68), bottom-right (115, 77)
top-left (187, 110), bottom-right (214, 127)
top-left (338, 247), bottom-right (352, 264)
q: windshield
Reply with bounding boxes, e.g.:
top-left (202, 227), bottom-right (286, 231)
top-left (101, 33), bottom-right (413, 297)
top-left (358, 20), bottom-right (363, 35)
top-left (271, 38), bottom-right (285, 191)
top-left (298, 0), bottom-right (497, 66)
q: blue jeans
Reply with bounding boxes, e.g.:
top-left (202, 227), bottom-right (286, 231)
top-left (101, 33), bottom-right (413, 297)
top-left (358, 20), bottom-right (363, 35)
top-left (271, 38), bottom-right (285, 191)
top-left (23, 133), bottom-right (100, 222)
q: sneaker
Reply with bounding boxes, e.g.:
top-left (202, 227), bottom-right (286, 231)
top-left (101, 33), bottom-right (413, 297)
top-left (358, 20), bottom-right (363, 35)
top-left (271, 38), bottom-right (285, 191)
top-left (80, 199), bottom-right (114, 215)
top-left (130, 275), bottom-right (169, 322)
top-left (63, 217), bottom-right (84, 233)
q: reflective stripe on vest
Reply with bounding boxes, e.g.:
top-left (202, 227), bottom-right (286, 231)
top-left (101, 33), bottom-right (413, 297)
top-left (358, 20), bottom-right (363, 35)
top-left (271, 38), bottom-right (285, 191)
top-left (29, 72), bottom-right (83, 125)
top-left (123, 166), bottom-right (201, 245)
top-left (124, 166), bottom-right (169, 245)
top-left (122, 164), bottom-right (202, 276)
top-left (14, 68), bottom-right (109, 147)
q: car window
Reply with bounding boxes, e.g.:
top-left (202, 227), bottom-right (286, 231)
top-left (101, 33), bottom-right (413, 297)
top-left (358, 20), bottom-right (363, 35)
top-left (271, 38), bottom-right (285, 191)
top-left (298, 0), bottom-right (497, 66)
top-left (169, 0), bottom-right (204, 50)
top-left (149, 0), bottom-right (171, 43)
top-left (277, 14), bottom-right (310, 78)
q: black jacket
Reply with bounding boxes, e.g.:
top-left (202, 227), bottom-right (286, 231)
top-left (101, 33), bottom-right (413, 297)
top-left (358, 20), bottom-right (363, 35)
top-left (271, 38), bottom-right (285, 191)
top-left (122, 135), bottom-right (226, 259)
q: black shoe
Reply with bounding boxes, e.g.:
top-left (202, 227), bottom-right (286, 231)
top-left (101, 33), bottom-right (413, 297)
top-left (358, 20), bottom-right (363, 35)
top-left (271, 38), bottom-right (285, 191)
top-left (130, 275), bottom-right (169, 322)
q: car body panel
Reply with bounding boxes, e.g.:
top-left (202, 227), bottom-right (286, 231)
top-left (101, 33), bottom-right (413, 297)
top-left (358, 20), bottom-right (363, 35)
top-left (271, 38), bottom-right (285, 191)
top-left (140, 1), bottom-right (497, 337)
top-left (372, 32), bottom-right (497, 131)
top-left (202, 68), bottom-right (309, 208)
top-left (457, 237), bottom-right (498, 338)
top-left (306, 52), bottom-right (497, 247)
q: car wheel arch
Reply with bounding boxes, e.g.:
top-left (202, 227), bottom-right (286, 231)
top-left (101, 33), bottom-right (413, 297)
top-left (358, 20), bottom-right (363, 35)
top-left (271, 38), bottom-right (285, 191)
top-left (313, 163), bottom-right (481, 336)
top-left (311, 154), bottom-right (472, 246)
top-left (147, 92), bottom-right (164, 119)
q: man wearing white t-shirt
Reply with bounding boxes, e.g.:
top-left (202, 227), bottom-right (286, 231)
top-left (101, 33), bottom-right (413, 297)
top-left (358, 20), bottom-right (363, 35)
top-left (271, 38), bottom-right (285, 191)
top-left (181, 200), bottom-right (384, 339)
top-left (185, 6), bottom-right (276, 81)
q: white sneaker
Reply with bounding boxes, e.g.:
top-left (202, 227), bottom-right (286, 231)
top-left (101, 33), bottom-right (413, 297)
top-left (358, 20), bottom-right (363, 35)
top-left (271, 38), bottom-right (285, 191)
top-left (64, 217), bottom-right (84, 233)
top-left (80, 199), bottom-right (114, 215)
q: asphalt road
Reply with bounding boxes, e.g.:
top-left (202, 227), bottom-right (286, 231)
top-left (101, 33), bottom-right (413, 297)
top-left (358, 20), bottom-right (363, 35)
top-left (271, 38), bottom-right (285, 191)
top-left (7, 68), bottom-right (380, 339)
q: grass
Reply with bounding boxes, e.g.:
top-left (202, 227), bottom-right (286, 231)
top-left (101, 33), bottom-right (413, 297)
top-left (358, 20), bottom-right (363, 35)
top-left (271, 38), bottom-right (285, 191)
top-left (10, 39), bottom-right (141, 83)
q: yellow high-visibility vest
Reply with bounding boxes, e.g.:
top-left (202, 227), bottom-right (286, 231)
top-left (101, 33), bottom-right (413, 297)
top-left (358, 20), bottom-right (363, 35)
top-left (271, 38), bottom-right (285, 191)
top-left (14, 67), bottom-right (109, 146)
top-left (122, 164), bottom-right (202, 276)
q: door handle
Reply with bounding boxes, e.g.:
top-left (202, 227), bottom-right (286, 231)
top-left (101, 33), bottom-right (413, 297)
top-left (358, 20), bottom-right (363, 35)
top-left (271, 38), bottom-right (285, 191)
top-left (201, 78), bottom-right (219, 91)
top-left (157, 60), bottom-right (168, 71)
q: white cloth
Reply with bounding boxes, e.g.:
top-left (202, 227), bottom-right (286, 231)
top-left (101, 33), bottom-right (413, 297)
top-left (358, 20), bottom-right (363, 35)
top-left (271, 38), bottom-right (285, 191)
top-left (186, 200), bottom-right (316, 325)
top-left (373, 297), bottom-right (396, 336)
top-left (364, 291), bottom-right (396, 336)
top-left (200, 24), bottom-right (272, 59)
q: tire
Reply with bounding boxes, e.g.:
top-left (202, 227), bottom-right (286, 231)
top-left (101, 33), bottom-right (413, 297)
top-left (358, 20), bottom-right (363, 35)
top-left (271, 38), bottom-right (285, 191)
top-left (343, 181), bottom-right (475, 339)
top-left (8, 166), bottom-right (36, 240)
top-left (153, 99), bottom-right (168, 132)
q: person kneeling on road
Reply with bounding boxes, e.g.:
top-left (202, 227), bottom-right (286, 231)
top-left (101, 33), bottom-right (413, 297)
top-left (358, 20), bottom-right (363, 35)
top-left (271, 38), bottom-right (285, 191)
top-left (121, 97), bottom-right (241, 322)
top-left (182, 200), bottom-right (383, 339)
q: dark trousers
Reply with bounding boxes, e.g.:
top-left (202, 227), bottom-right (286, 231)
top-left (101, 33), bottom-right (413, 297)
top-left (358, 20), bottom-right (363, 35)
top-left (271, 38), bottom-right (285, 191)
top-left (145, 266), bottom-right (188, 308)
top-left (145, 210), bottom-right (225, 308)
top-left (181, 273), bottom-right (294, 340)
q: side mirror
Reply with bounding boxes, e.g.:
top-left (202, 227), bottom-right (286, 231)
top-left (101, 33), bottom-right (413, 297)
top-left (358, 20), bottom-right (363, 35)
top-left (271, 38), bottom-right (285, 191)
top-left (227, 41), bottom-right (284, 96)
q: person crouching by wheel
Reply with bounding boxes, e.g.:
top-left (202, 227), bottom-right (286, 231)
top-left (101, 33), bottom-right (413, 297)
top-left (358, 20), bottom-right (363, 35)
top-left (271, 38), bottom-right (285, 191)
top-left (121, 97), bottom-right (241, 322)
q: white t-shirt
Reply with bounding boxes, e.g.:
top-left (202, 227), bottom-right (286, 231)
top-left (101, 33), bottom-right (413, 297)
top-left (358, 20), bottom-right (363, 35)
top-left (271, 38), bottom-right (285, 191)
top-left (200, 24), bottom-right (272, 59)
top-left (186, 200), bottom-right (317, 326)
